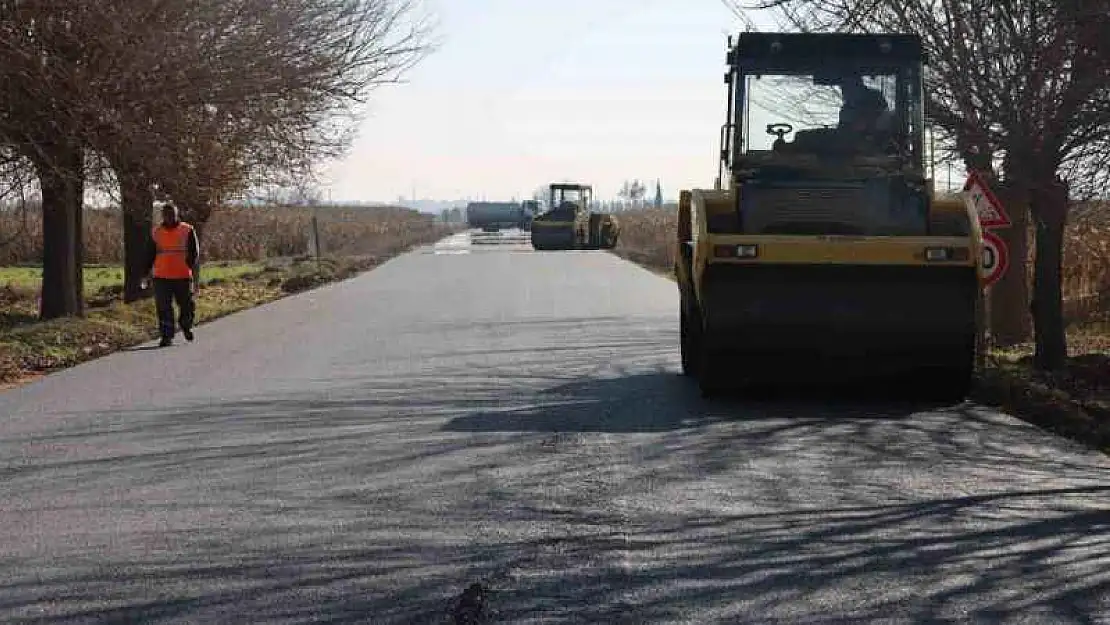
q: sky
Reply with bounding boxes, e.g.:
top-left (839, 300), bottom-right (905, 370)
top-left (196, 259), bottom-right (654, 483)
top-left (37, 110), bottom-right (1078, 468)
top-left (318, 0), bottom-right (784, 203)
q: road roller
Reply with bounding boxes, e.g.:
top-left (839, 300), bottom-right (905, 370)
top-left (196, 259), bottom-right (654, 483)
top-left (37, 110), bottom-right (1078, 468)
top-left (531, 182), bottom-right (619, 250)
top-left (676, 31), bottom-right (985, 399)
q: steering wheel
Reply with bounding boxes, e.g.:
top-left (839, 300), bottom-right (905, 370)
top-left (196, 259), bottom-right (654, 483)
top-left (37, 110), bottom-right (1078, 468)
top-left (766, 123), bottom-right (794, 141)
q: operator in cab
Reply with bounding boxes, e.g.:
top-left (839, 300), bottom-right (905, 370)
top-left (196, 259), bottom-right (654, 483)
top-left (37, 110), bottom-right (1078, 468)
top-left (836, 74), bottom-right (893, 140)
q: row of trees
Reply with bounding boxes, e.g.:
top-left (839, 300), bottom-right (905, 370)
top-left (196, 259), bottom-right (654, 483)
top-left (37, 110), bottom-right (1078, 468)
top-left (745, 0), bottom-right (1110, 370)
top-left (617, 179), bottom-right (665, 208)
top-left (441, 206), bottom-right (465, 223)
top-left (1, 0), bottom-right (433, 319)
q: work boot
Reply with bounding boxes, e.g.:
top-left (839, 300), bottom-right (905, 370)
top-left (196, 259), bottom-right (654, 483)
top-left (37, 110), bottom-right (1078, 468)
top-left (159, 337), bottom-right (173, 348)
top-left (182, 328), bottom-right (194, 342)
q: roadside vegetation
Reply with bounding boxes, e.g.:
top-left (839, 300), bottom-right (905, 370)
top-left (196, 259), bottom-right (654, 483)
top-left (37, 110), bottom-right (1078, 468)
top-left (611, 204), bottom-right (1110, 452)
top-left (0, 0), bottom-right (437, 320)
top-left (0, 203), bottom-right (454, 386)
top-left (0, 0), bottom-right (441, 385)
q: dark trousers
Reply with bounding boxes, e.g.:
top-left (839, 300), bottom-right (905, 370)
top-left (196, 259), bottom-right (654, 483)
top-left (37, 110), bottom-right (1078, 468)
top-left (153, 278), bottom-right (195, 339)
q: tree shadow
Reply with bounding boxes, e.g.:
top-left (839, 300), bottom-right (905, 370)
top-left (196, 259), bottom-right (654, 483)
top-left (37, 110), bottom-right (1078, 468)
top-left (441, 367), bottom-right (954, 435)
top-left (470, 485), bottom-right (1110, 623)
top-left (5, 478), bottom-right (1108, 623)
top-left (4, 320), bottom-right (1110, 623)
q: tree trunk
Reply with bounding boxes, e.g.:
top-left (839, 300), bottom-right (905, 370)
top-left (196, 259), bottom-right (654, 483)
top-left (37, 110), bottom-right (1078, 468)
top-left (74, 174), bottom-right (84, 308)
top-left (988, 181), bottom-right (1032, 346)
top-left (36, 140), bottom-right (85, 320)
top-left (119, 168), bottom-right (153, 302)
top-left (1030, 178), bottom-right (1069, 371)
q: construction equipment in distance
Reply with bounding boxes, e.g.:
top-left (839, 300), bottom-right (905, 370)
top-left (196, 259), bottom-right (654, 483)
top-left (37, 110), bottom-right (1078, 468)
top-left (675, 31), bottom-right (984, 398)
top-left (466, 201), bottom-right (532, 232)
top-left (530, 183), bottom-right (620, 250)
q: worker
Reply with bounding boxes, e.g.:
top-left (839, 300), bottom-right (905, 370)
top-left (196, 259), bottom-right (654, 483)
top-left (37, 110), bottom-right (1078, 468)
top-left (142, 201), bottom-right (201, 347)
top-left (837, 74), bottom-right (892, 136)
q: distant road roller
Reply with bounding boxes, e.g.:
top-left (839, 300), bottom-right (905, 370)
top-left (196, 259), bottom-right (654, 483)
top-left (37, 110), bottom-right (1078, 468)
top-left (676, 31), bottom-right (984, 398)
top-left (530, 183), bottom-right (619, 250)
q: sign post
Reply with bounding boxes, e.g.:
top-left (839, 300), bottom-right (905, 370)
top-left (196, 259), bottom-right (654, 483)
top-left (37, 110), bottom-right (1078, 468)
top-left (962, 170), bottom-right (1013, 366)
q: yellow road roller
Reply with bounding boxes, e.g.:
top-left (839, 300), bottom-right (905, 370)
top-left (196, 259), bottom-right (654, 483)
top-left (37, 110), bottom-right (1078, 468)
top-left (531, 182), bottom-right (619, 250)
top-left (675, 31), bottom-right (985, 398)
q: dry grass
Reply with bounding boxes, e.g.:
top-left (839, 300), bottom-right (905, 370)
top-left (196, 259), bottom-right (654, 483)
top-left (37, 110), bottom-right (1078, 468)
top-left (0, 202), bottom-right (453, 264)
top-left (1060, 209), bottom-right (1110, 322)
top-left (976, 352), bottom-right (1110, 453)
top-left (612, 205), bottom-right (678, 274)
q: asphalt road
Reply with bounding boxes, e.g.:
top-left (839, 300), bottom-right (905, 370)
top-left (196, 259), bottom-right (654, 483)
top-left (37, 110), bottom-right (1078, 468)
top-left (1, 229), bottom-right (1108, 624)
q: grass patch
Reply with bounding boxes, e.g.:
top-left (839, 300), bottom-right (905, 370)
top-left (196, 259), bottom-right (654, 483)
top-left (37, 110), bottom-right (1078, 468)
top-left (971, 329), bottom-right (1110, 453)
top-left (973, 352), bottom-right (1110, 453)
top-left (0, 250), bottom-right (425, 385)
top-left (0, 263), bottom-right (285, 384)
top-left (0, 261), bottom-right (264, 291)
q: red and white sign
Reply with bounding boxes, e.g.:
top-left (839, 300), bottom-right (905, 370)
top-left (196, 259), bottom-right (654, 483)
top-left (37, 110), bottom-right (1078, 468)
top-left (963, 171), bottom-right (1012, 229)
top-left (980, 230), bottom-right (1008, 286)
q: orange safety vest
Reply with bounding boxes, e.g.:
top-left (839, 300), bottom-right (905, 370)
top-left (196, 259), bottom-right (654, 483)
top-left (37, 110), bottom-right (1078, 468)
top-left (152, 222), bottom-right (195, 279)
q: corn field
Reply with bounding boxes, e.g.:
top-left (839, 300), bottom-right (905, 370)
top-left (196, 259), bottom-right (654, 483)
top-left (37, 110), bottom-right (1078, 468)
top-left (0, 203), bottom-right (454, 265)
top-left (613, 205), bottom-right (679, 272)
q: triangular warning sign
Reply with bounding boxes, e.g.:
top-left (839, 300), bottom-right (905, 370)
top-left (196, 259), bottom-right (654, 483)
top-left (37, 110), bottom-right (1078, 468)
top-left (968, 188), bottom-right (1007, 224)
top-left (962, 171), bottom-right (1012, 229)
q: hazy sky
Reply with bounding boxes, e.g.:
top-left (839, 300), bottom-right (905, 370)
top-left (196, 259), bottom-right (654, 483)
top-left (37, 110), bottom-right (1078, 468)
top-left (319, 1), bottom-right (783, 202)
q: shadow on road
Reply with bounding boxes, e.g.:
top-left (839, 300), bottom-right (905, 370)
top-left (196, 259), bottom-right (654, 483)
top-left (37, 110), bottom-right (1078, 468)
top-left (6, 474), bottom-right (1108, 623)
top-left (440, 371), bottom-right (954, 434)
top-left (471, 484), bottom-right (1110, 623)
top-left (4, 315), bottom-right (1110, 623)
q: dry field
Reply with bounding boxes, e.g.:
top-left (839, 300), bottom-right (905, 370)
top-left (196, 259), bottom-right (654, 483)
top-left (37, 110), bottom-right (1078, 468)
top-left (1060, 207), bottom-right (1110, 321)
top-left (0, 203), bottom-right (453, 264)
top-left (612, 204), bottom-right (679, 275)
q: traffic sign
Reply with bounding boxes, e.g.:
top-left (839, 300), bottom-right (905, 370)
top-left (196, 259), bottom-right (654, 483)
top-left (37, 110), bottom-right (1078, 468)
top-left (980, 230), bottom-right (1008, 286)
top-left (963, 171), bottom-right (1012, 229)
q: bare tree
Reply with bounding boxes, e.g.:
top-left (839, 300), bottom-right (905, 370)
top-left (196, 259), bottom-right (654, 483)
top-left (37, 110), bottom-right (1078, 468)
top-left (618, 179), bottom-right (647, 208)
top-left (0, 0), bottom-right (436, 313)
top-left (0, 151), bottom-right (38, 254)
top-left (753, 0), bottom-right (1110, 370)
top-left (89, 0), bottom-right (436, 300)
